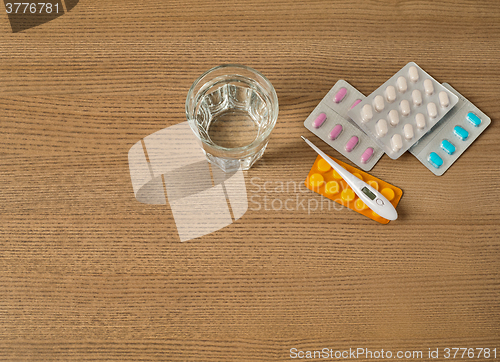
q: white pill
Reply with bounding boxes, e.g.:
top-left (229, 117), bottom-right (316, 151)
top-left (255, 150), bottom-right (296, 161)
top-left (397, 76), bottom-right (407, 93)
top-left (375, 119), bottom-right (388, 138)
top-left (408, 66), bottom-right (419, 82)
top-left (427, 102), bottom-right (438, 119)
top-left (415, 113), bottom-right (426, 129)
top-left (361, 104), bottom-right (373, 123)
top-left (439, 91), bottom-right (450, 107)
top-left (403, 123), bottom-right (414, 140)
top-left (424, 79), bottom-right (434, 95)
top-left (373, 95), bottom-right (385, 112)
top-left (388, 109), bottom-right (400, 126)
top-left (391, 134), bottom-right (403, 153)
top-left (400, 99), bottom-right (410, 116)
top-left (385, 86), bottom-right (396, 103)
top-left (412, 89), bottom-right (422, 106)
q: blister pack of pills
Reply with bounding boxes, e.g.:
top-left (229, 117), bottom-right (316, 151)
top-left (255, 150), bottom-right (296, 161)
top-left (347, 62), bottom-right (459, 159)
top-left (303, 80), bottom-right (385, 171)
top-left (305, 154), bottom-right (403, 224)
top-left (409, 83), bottom-right (491, 176)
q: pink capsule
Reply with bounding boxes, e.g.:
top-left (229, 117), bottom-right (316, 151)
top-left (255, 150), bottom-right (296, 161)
top-left (313, 112), bottom-right (327, 128)
top-left (334, 87), bottom-right (347, 103)
top-left (350, 99), bottom-right (362, 109)
top-left (345, 136), bottom-right (359, 152)
top-left (360, 147), bottom-right (374, 164)
top-left (329, 124), bottom-right (343, 140)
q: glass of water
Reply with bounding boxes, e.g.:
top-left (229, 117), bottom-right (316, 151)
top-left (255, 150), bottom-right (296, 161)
top-left (186, 64), bottom-right (279, 172)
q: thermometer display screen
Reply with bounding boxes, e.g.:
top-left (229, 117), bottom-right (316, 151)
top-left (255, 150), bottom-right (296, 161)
top-left (362, 187), bottom-right (376, 200)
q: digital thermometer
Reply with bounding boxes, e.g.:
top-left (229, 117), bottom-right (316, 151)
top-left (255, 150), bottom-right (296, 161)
top-left (301, 136), bottom-right (398, 221)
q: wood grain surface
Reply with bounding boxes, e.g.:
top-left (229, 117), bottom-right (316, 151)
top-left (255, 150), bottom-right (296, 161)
top-left (1, 0), bottom-right (499, 360)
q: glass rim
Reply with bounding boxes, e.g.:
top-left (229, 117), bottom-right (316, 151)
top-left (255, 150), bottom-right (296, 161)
top-left (185, 64), bottom-right (279, 153)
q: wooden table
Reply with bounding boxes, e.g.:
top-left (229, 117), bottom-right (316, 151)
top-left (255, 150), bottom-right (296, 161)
top-left (1, 0), bottom-right (499, 360)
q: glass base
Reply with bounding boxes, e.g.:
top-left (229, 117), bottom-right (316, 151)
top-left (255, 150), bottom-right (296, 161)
top-left (205, 143), bottom-right (268, 173)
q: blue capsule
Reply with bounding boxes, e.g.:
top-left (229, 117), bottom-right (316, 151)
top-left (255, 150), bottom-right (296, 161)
top-left (441, 139), bottom-right (456, 155)
top-left (428, 152), bottom-right (443, 169)
top-left (466, 112), bottom-right (482, 127)
top-left (454, 126), bottom-right (469, 141)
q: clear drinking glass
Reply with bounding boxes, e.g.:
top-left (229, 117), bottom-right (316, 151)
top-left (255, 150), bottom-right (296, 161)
top-left (186, 64), bottom-right (279, 173)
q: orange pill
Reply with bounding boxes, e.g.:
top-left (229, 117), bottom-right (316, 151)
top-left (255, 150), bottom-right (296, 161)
top-left (341, 189), bottom-right (356, 202)
top-left (381, 188), bottom-right (395, 201)
top-left (368, 180), bottom-right (379, 191)
top-left (332, 169), bottom-right (343, 180)
top-left (325, 181), bottom-right (340, 195)
top-left (309, 173), bottom-right (324, 188)
top-left (317, 158), bottom-right (331, 172)
top-left (355, 198), bottom-right (368, 210)
top-left (353, 173), bottom-right (363, 181)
